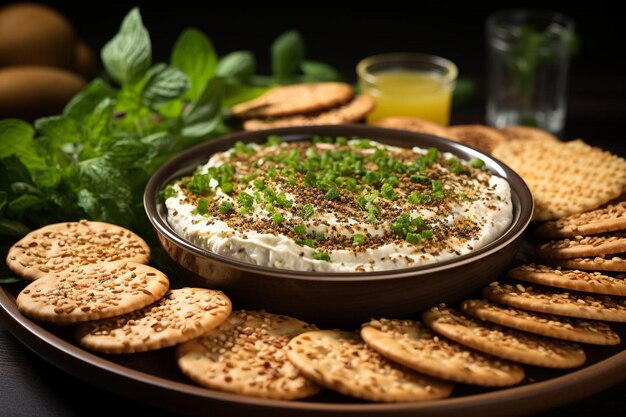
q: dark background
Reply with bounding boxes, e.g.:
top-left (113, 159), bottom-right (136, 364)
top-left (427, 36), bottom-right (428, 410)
top-left (1, 2), bottom-right (625, 416)
top-left (40, 1), bottom-right (626, 152)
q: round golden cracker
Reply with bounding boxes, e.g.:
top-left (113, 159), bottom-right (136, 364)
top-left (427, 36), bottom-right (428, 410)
top-left (461, 299), bottom-right (620, 346)
top-left (445, 124), bottom-right (506, 154)
top-left (76, 288), bottom-right (231, 354)
top-left (542, 255), bottom-right (626, 272)
top-left (422, 306), bottom-right (586, 369)
top-left (361, 319), bottom-right (525, 387)
top-left (374, 117), bottom-right (449, 138)
top-left (16, 261), bottom-right (169, 324)
top-left (499, 125), bottom-right (559, 143)
top-left (483, 281), bottom-right (626, 322)
top-left (231, 82), bottom-right (353, 118)
top-left (243, 95), bottom-right (375, 131)
top-left (535, 202), bottom-right (626, 239)
top-left (509, 264), bottom-right (626, 296)
top-left (6, 220), bottom-right (150, 281)
top-left (176, 311), bottom-right (320, 400)
top-left (492, 139), bottom-right (626, 221)
top-left (287, 329), bottom-right (452, 402)
top-left (536, 232), bottom-right (626, 259)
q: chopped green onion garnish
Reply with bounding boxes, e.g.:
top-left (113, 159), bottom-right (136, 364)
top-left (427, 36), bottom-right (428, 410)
top-left (324, 187), bottom-right (340, 200)
top-left (276, 193), bottom-right (293, 208)
top-left (237, 192), bottom-right (254, 208)
top-left (220, 182), bottom-right (234, 194)
top-left (163, 185), bottom-right (176, 200)
top-left (406, 232), bottom-right (422, 244)
top-left (381, 182), bottom-right (396, 200)
top-left (315, 231), bottom-right (326, 241)
top-left (271, 212), bottom-right (284, 224)
top-left (313, 252), bottom-right (331, 261)
top-left (470, 157), bottom-right (485, 168)
top-left (301, 203), bottom-right (315, 220)
top-left (219, 201), bottom-right (234, 214)
top-left (196, 198), bottom-right (209, 215)
top-left (293, 224), bottom-right (307, 236)
top-left (266, 135), bottom-right (282, 146)
top-left (352, 233), bottom-right (366, 246)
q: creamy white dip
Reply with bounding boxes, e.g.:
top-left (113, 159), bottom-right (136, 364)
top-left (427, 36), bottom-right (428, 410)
top-left (165, 138), bottom-right (512, 272)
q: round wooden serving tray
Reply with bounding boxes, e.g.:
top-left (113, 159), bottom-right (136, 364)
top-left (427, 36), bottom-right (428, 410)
top-left (1, 282), bottom-right (625, 417)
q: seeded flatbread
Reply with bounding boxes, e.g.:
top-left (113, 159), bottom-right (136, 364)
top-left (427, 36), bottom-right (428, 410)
top-left (542, 255), bottom-right (626, 272)
top-left (535, 202), bottom-right (626, 239)
top-left (499, 125), bottom-right (559, 143)
top-left (16, 261), bottom-right (169, 324)
top-left (536, 232), bottom-right (626, 259)
top-left (6, 220), bottom-right (150, 281)
top-left (483, 281), bottom-right (626, 322)
top-left (177, 311), bottom-right (320, 400)
top-left (76, 288), bottom-right (231, 354)
top-left (509, 264), bottom-right (626, 296)
top-left (445, 124), bottom-right (506, 154)
top-left (231, 82), bottom-right (353, 118)
top-left (374, 117), bottom-right (450, 138)
top-left (422, 306), bottom-right (586, 368)
top-left (287, 329), bottom-right (452, 402)
top-left (243, 95), bottom-right (375, 131)
top-left (461, 299), bottom-right (620, 345)
top-left (361, 319), bottom-right (524, 387)
top-left (492, 139), bottom-right (626, 221)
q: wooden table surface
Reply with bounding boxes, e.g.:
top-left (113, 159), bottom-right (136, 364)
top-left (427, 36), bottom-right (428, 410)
top-left (1, 74), bottom-right (625, 417)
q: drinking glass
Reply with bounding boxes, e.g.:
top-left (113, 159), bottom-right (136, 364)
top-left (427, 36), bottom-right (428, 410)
top-left (486, 9), bottom-right (576, 133)
top-left (357, 53), bottom-right (457, 126)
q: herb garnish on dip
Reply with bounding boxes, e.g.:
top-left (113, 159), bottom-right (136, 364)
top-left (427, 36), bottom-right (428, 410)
top-left (165, 136), bottom-right (512, 272)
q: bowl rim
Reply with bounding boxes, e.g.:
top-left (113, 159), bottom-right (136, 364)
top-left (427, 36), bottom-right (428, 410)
top-left (144, 124), bottom-right (533, 282)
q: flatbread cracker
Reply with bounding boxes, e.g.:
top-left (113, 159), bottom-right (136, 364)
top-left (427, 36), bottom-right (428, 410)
top-left (76, 288), bottom-right (231, 354)
top-left (483, 281), bottom-right (626, 322)
top-left (492, 139), bottom-right (626, 221)
top-left (243, 95), bottom-right (375, 131)
top-left (535, 202), bottom-right (626, 239)
top-left (509, 264), bottom-right (626, 296)
top-left (423, 306), bottom-right (586, 368)
top-left (446, 124), bottom-right (506, 154)
top-left (231, 82), bottom-right (353, 118)
top-left (374, 117), bottom-right (449, 138)
top-left (361, 319), bottom-right (525, 387)
top-left (536, 232), bottom-right (626, 259)
top-left (542, 255), bottom-right (626, 272)
top-left (499, 125), bottom-right (559, 143)
top-left (177, 311), bottom-right (320, 400)
top-left (461, 299), bottom-right (620, 345)
top-left (6, 220), bottom-right (150, 281)
top-left (16, 261), bottom-right (169, 324)
top-left (287, 329), bottom-right (452, 402)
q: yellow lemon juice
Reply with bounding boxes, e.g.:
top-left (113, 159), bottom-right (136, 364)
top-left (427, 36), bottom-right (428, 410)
top-left (363, 71), bottom-right (454, 125)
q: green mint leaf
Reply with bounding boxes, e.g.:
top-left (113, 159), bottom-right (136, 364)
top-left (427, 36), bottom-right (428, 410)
top-left (142, 64), bottom-right (190, 109)
top-left (64, 79), bottom-right (116, 121)
top-left (223, 82), bottom-right (269, 108)
top-left (106, 137), bottom-right (148, 165)
top-left (101, 7), bottom-right (151, 85)
top-left (300, 60), bottom-right (342, 82)
top-left (85, 98), bottom-right (115, 142)
top-left (216, 51), bottom-right (255, 81)
top-left (7, 194), bottom-right (44, 213)
top-left (0, 217), bottom-right (31, 237)
top-left (271, 30), bottom-right (305, 82)
top-left (171, 28), bottom-right (217, 100)
top-left (0, 119), bottom-right (45, 172)
top-left (35, 115), bottom-right (82, 146)
top-left (181, 77), bottom-right (225, 138)
top-left (0, 191), bottom-right (6, 210)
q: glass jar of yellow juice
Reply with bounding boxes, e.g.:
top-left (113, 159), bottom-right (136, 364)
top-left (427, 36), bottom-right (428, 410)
top-left (357, 53), bottom-right (458, 125)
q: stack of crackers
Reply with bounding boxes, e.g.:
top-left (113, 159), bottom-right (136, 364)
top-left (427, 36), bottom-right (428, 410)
top-left (231, 82), bottom-right (375, 131)
top-left (5, 215), bottom-right (626, 403)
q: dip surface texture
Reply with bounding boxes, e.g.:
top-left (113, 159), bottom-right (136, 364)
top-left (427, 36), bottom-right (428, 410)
top-left (165, 137), bottom-right (512, 272)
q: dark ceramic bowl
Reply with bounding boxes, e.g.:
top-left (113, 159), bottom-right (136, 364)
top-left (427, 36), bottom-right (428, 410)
top-left (144, 125), bottom-right (533, 326)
